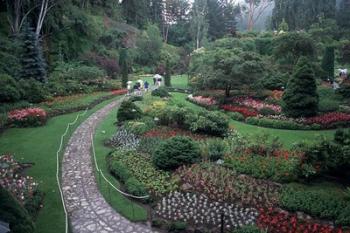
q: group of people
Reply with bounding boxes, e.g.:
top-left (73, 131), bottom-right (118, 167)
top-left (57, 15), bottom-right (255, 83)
top-left (127, 74), bottom-right (163, 95)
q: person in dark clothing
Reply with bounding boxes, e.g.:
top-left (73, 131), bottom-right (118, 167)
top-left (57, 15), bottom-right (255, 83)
top-left (153, 77), bottom-right (156, 85)
top-left (144, 81), bottom-right (149, 92)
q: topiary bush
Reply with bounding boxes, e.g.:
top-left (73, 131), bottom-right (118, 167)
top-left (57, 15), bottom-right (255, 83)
top-left (153, 136), bottom-right (200, 171)
top-left (152, 87), bottom-right (170, 98)
top-left (117, 100), bottom-right (143, 122)
top-left (0, 186), bottom-right (35, 233)
top-left (189, 110), bottom-right (229, 137)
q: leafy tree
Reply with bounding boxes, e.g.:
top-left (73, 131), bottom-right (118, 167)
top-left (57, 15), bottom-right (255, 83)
top-left (19, 23), bottom-right (47, 83)
top-left (273, 32), bottom-right (315, 69)
top-left (190, 0), bottom-right (208, 49)
top-left (135, 24), bottom-right (163, 66)
top-left (119, 48), bottom-right (129, 88)
top-left (191, 47), bottom-right (266, 97)
top-left (282, 57), bottom-right (319, 118)
top-left (121, 0), bottom-right (150, 28)
top-left (272, 0), bottom-right (336, 30)
top-left (321, 47), bottom-right (335, 81)
top-left (0, 74), bottom-right (22, 103)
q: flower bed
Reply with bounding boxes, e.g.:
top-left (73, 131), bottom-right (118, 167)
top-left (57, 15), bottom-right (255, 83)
top-left (105, 127), bottom-right (140, 150)
top-left (107, 150), bottom-right (177, 196)
top-left (187, 94), bottom-right (217, 107)
top-left (221, 105), bottom-right (258, 118)
top-left (143, 127), bottom-right (208, 141)
top-left (232, 97), bottom-right (282, 113)
top-left (8, 108), bottom-right (47, 127)
top-left (175, 164), bottom-right (281, 208)
top-left (111, 89), bottom-right (127, 95)
top-left (257, 208), bottom-right (347, 233)
top-left (155, 191), bottom-right (259, 231)
top-left (304, 112), bottom-right (350, 128)
top-left (0, 155), bottom-right (43, 217)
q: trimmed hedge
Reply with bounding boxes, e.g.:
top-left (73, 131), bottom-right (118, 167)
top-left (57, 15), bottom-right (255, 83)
top-left (246, 117), bottom-right (321, 130)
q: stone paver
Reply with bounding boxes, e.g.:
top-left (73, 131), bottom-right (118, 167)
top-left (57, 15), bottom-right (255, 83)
top-left (62, 99), bottom-right (157, 233)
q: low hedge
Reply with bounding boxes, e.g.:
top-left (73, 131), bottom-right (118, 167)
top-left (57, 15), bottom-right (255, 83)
top-left (246, 117), bottom-right (321, 130)
top-left (280, 184), bottom-right (350, 226)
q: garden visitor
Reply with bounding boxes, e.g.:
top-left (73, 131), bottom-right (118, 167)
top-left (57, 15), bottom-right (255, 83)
top-left (153, 77), bottom-right (156, 85)
top-left (144, 81), bottom-right (149, 92)
top-left (127, 81), bottom-right (132, 96)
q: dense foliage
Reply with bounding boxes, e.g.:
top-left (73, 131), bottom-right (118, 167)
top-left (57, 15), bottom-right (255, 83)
top-left (117, 100), bottom-right (143, 122)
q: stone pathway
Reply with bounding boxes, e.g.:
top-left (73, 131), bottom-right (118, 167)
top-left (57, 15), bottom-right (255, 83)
top-left (62, 98), bottom-right (157, 233)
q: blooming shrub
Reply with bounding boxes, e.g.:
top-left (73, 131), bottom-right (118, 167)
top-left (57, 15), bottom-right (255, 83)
top-left (105, 127), bottom-right (140, 150)
top-left (107, 150), bottom-right (177, 196)
top-left (176, 164), bottom-right (281, 208)
top-left (271, 90), bottom-right (284, 100)
top-left (221, 105), bottom-right (258, 118)
top-left (187, 94), bottom-right (217, 107)
top-left (155, 191), bottom-right (259, 231)
top-left (257, 208), bottom-right (346, 233)
top-left (8, 108), bottom-right (47, 127)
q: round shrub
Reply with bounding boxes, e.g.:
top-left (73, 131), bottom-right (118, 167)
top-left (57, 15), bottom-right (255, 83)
top-left (153, 136), bottom-right (200, 171)
top-left (229, 112), bottom-right (245, 121)
top-left (18, 79), bottom-right (48, 103)
top-left (108, 161), bottom-right (131, 183)
top-left (0, 74), bottom-right (22, 103)
top-left (125, 177), bottom-right (148, 196)
top-left (117, 100), bottom-right (142, 122)
top-left (151, 87), bottom-right (170, 98)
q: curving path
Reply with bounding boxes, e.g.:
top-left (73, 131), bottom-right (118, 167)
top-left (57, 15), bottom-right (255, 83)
top-left (61, 98), bottom-right (157, 233)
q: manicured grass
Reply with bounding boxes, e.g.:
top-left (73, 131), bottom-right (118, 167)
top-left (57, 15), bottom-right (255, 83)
top-left (0, 96), bottom-right (121, 233)
top-left (168, 93), bottom-right (336, 148)
top-left (93, 105), bottom-right (148, 221)
top-left (134, 74), bottom-right (189, 89)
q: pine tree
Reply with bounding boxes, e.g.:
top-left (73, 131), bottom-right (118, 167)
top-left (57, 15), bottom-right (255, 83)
top-left (164, 59), bottom-right (171, 87)
top-left (282, 57), bottom-right (319, 117)
top-left (321, 47), bottom-right (335, 80)
top-left (20, 24), bottom-right (47, 83)
top-left (119, 48), bottom-right (128, 88)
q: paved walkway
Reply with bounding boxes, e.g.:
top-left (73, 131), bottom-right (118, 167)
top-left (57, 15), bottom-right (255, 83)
top-left (62, 98), bottom-right (157, 233)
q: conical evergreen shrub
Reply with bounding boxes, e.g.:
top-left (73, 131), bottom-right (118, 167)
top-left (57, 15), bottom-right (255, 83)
top-left (282, 57), bottom-right (319, 117)
top-left (20, 24), bottom-right (47, 83)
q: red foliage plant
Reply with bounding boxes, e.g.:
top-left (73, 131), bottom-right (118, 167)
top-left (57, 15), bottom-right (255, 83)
top-left (8, 108), bottom-right (47, 125)
top-left (111, 89), bottom-right (128, 95)
top-left (257, 208), bottom-right (347, 233)
top-left (143, 127), bottom-right (208, 140)
top-left (221, 105), bottom-right (258, 118)
top-left (305, 112), bottom-right (350, 126)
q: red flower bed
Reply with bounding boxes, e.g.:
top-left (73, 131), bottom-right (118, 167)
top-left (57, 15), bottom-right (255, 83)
top-left (8, 108), bottom-right (47, 127)
top-left (305, 112), bottom-right (350, 126)
top-left (111, 89), bottom-right (127, 95)
top-left (143, 127), bottom-right (208, 140)
top-left (257, 208), bottom-right (347, 233)
top-left (221, 105), bottom-right (258, 118)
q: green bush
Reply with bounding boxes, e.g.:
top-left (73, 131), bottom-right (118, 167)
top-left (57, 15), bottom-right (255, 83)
top-left (246, 117), bottom-right (305, 130)
top-left (261, 73), bottom-right (288, 90)
top-left (225, 155), bottom-right (300, 183)
top-left (18, 79), bottom-right (49, 103)
top-left (280, 184), bottom-right (350, 225)
top-left (152, 87), bottom-right (170, 98)
top-left (0, 74), bottom-right (22, 103)
top-left (229, 112), bottom-right (245, 121)
top-left (108, 160), bottom-right (131, 183)
top-left (124, 121), bottom-right (150, 135)
top-left (138, 137), bottom-right (162, 155)
top-left (259, 108), bottom-right (277, 116)
top-left (0, 186), bottom-right (35, 233)
top-left (129, 95), bottom-right (143, 102)
top-left (168, 221), bottom-right (187, 232)
top-left (153, 136), bottom-right (200, 171)
top-left (318, 98), bottom-right (339, 113)
top-left (233, 225), bottom-right (264, 233)
top-left (117, 100), bottom-right (143, 122)
top-left (208, 139), bottom-right (226, 161)
top-left (189, 110), bottom-right (229, 136)
top-left (125, 177), bottom-right (148, 196)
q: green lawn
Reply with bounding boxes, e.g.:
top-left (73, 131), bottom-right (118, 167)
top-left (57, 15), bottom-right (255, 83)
top-left (93, 106), bottom-right (148, 221)
top-left (134, 74), bottom-right (189, 89)
top-left (0, 96), bottom-right (121, 233)
top-left (169, 92), bottom-right (336, 148)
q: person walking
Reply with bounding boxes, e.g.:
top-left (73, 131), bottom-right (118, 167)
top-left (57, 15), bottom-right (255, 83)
top-left (127, 81), bottom-right (132, 96)
top-left (153, 77), bottom-right (156, 85)
top-left (144, 81), bottom-right (149, 92)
